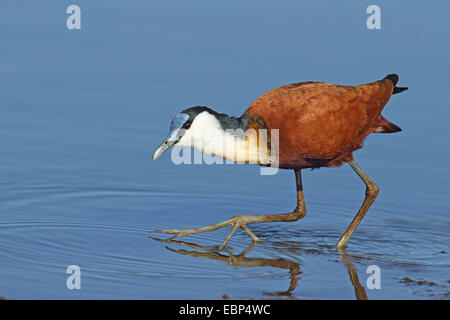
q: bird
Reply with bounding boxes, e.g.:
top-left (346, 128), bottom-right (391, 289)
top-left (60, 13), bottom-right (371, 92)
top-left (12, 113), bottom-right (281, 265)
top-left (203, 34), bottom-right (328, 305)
top-left (152, 74), bottom-right (407, 249)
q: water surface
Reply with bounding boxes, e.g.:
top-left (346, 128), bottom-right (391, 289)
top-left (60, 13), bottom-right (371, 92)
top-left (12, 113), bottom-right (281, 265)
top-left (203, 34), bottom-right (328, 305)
top-left (0, 1), bottom-right (449, 299)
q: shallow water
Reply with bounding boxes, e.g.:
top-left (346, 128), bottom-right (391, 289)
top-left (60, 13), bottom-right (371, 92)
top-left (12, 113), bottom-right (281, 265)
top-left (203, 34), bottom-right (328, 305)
top-left (0, 1), bottom-right (449, 299)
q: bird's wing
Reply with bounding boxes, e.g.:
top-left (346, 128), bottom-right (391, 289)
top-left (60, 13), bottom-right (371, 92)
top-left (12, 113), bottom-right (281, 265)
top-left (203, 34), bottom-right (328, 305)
top-left (245, 78), bottom-right (394, 159)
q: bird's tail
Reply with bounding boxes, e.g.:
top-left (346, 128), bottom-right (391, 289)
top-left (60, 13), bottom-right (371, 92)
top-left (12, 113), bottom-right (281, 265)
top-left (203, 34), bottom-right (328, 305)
top-left (371, 74), bottom-right (407, 133)
top-left (373, 114), bottom-right (402, 133)
top-left (384, 74), bottom-right (408, 94)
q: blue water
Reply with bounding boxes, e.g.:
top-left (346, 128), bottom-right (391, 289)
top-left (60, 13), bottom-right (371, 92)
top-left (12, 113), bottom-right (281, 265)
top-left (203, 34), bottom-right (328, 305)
top-left (0, 1), bottom-right (449, 299)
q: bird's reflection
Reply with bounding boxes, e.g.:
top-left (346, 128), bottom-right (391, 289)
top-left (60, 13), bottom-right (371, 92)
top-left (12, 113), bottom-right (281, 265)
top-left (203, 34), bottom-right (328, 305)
top-left (151, 237), bottom-right (300, 296)
top-left (151, 237), bottom-right (367, 299)
top-left (337, 247), bottom-right (368, 300)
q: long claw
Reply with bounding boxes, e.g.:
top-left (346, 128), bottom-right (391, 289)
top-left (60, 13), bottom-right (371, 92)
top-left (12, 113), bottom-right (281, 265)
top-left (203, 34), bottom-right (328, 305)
top-left (219, 224), bottom-right (239, 250)
top-left (150, 170), bottom-right (309, 248)
top-left (150, 229), bottom-right (183, 234)
top-left (150, 215), bottom-right (263, 248)
top-left (242, 225), bottom-right (260, 242)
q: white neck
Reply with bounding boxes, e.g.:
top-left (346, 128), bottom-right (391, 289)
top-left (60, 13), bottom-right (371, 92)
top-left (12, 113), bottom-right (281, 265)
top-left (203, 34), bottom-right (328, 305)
top-left (177, 111), bottom-right (272, 164)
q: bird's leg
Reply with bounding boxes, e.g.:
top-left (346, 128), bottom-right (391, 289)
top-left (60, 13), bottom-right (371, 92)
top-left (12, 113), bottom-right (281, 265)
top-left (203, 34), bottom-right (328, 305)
top-left (336, 160), bottom-right (379, 249)
top-left (153, 170), bottom-right (306, 249)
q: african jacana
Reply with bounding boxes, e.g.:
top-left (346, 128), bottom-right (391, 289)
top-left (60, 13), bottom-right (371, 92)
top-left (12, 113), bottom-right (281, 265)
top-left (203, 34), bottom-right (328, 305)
top-left (152, 74), bottom-right (407, 249)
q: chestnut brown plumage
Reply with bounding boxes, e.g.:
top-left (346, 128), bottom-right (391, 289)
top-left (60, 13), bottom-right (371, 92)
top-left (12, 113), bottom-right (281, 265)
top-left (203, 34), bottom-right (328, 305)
top-left (245, 76), bottom-right (401, 169)
top-left (153, 74), bottom-right (407, 249)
